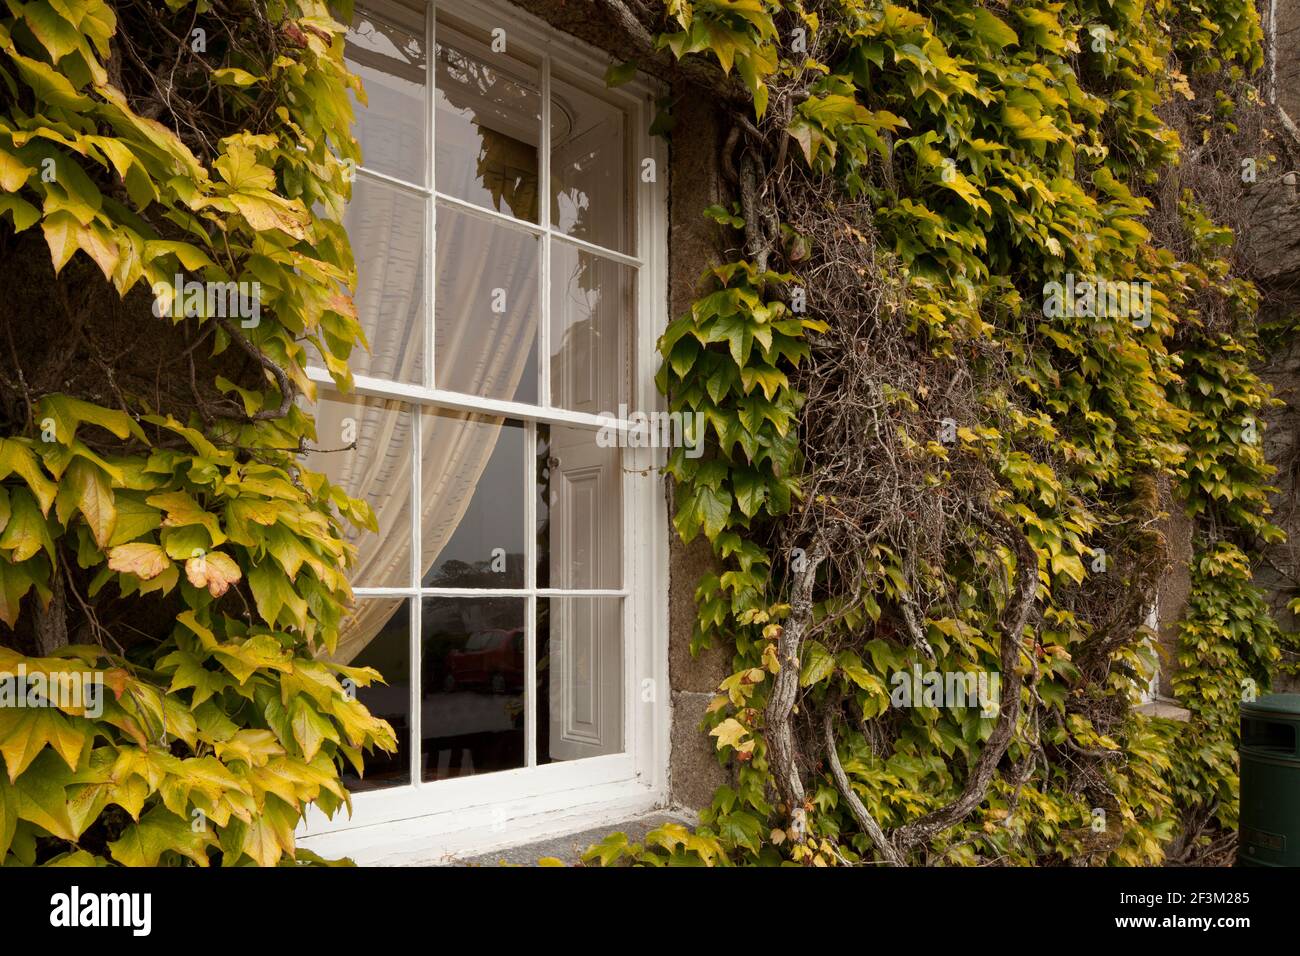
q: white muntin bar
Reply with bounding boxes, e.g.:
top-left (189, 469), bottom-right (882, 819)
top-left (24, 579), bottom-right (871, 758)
top-left (407, 404), bottom-right (423, 783)
top-left (352, 587), bottom-right (631, 599)
top-left (306, 365), bottom-right (644, 434)
top-left (539, 48), bottom-right (552, 412)
top-left (425, 7), bottom-right (438, 390)
top-left (524, 419), bottom-right (538, 767)
top-left (355, 163), bottom-right (429, 197)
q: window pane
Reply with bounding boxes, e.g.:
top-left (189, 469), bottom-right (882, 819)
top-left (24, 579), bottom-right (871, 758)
top-left (538, 597), bottom-right (623, 764)
top-left (421, 413), bottom-right (527, 588)
top-left (550, 74), bottom-right (631, 253)
top-left (346, 4), bottom-right (427, 185)
top-left (434, 204), bottom-right (538, 403)
top-left (336, 598), bottom-right (411, 792)
top-left (303, 392), bottom-right (412, 588)
top-left (422, 597), bottom-right (527, 780)
top-left (537, 425), bottom-right (621, 590)
top-left (550, 243), bottom-right (633, 413)
top-left (435, 23), bottom-right (540, 222)
top-left (344, 175), bottom-right (426, 385)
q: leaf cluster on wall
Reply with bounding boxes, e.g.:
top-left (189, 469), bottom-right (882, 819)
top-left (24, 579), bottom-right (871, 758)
top-left (0, 0), bottom-right (395, 866)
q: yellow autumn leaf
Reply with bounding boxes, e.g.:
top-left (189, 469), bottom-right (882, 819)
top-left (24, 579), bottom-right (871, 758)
top-left (107, 542), bottom-right (170, 580)
top-left (0, 148), bottom-right (34, 191)
top-left (709, 717), bottom-right (749, 751)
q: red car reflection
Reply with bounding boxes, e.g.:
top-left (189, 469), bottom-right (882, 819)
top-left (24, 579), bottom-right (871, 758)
top-left (443, 628), bottom-right (525, 694)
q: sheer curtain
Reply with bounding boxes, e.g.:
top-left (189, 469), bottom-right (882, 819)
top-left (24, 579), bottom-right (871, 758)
top-left (324, 143), bottom-right (539, 665)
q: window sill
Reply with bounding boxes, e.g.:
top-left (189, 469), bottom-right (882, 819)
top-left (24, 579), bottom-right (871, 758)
top-left (296, 777), bottom-right (666, 865)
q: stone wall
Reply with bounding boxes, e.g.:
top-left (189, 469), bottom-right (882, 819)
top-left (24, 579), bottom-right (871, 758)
top-left (662, 91), bottom-right (735, 810)
top-left (1147, 3), bottom-right (1300, 695)
top-left (1249, 0), bottom-right (1300, 690)
top-left (1270, 0), bottom-right (1300, 129)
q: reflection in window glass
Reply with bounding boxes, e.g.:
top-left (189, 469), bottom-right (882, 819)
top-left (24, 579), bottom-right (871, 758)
top-left (336, 598), bottom-right (411, 792)
top-left (345, 6), bottom-right (427, 185)
top-left (434, 205), bottom-right (538, 403)
top-left (421, 414), bottom-right (526, 588)
top-left (303, 393), bottom-right (412, 589)
top-left (422, 597), bottom-right (527, 780)
top-left (550, 243), bottom-right (632, 414)
top-left (536, 424), bottom-right (621, 590)
top-left (434, 25), bottom-right (540, 222)
top-left (343, 175), bottom-right (426, 385)
top-left (537, 597), bottom-right (623, 764)
top-left (550, 74), bottom-right (630, 253)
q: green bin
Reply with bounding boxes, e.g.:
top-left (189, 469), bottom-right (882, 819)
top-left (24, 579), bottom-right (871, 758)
top-left (1238, 693), bottom-right (1300, 866)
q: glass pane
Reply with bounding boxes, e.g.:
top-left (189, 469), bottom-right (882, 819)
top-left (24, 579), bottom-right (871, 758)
top-left (421, 413), bottom-right (527, 588)
top-left (346, 5), bottom-right (427, 185)
top-left (537, 425), bottom-right (621, 590)
top-left (336, 598), bottom-right (411, 792)
top-left (537, 597), bottom-right (623, 764)
top-left (550, 74), bottom-right (631, 253)
top-left (434, 22), bottom-right (540, 222)
top-left (550, 243), bottom-right (633, 413)
top-left (303, 392), bottom-right (412, 588)
top-left (434, 204), bottom-right (538, 403)
top-left (421, 597), bottom-right (527, 780)
top-left (343, 175), bottom-right (426, 385)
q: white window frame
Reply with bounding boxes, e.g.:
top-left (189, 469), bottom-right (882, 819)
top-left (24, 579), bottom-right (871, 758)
top-left (297, 0), bottom-right (670, 863)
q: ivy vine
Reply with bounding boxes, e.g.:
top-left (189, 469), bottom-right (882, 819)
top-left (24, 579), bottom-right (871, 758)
top-left (585, 0), bottom-right (1294, 867)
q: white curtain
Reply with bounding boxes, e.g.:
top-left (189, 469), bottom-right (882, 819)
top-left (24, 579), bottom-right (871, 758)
top-left (320, 148), bottom-right (539, 665)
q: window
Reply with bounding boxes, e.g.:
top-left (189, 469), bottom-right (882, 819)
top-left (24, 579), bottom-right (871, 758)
top-left (299, 0), bottom-right (666, 847)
